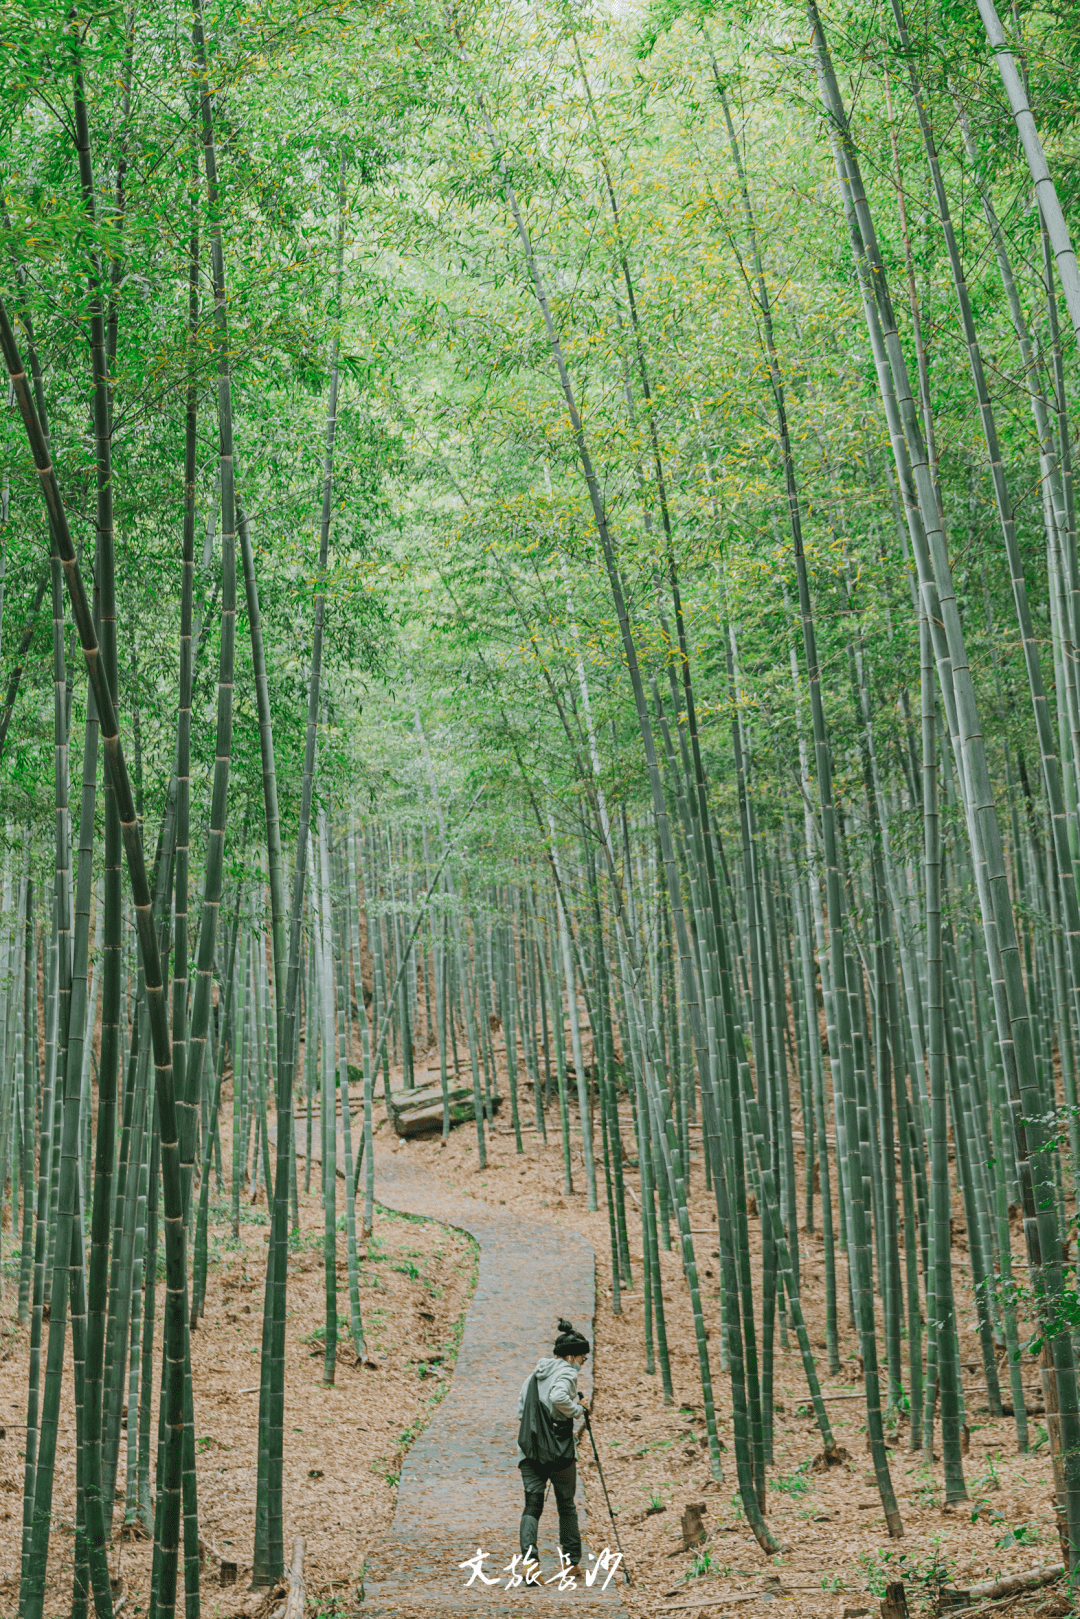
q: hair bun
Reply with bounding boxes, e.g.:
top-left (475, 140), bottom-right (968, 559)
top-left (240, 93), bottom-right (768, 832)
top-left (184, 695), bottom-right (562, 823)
top-left (557, 1317), bottom-right (575, 1334)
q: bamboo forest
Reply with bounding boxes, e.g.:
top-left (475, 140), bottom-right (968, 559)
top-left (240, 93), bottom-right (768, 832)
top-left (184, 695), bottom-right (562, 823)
top-left (6, 0), bottom-right (1080, 1613)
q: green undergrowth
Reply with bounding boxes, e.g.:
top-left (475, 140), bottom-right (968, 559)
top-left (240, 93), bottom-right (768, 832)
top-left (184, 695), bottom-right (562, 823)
top-left (860, 1543), bottom-right (957, 1608)
top-left (773, 1458), bottom-right (813, 1496)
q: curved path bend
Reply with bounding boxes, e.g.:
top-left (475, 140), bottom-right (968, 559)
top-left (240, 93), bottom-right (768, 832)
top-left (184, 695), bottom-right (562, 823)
top-left (289, 1122), bottom-right (626, 1617)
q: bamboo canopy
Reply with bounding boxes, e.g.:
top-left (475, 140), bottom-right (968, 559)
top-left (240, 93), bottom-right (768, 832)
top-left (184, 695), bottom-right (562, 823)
top-left (1, 0), bottom-right (1080, 1607)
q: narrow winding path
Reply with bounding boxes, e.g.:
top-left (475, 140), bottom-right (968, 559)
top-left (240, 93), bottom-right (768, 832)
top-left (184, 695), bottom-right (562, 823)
top-left (291, 1122), bottom-right (627, 1616)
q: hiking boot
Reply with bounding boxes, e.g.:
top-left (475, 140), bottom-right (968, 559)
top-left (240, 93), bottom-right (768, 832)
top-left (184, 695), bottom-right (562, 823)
top-left (565, 1566), bottom-right (585, 1583)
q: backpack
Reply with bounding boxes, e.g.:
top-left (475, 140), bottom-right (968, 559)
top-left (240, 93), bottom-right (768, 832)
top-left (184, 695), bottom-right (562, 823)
top-left (517, 1372), bottom-right (576, 1466)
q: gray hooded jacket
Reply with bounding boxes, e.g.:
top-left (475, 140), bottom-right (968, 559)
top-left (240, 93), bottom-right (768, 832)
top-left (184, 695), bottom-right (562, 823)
top-left (515, 1355), bottom-right (584, 1465)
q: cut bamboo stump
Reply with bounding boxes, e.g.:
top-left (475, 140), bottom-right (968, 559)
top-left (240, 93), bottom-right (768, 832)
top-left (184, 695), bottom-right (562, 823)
top-left (679, 1502), bottom-right (707, 1549)
top-left (880, 1582), bottom-right (908, 1619)
top-left (283, 1537), bottom-right (305, 1619)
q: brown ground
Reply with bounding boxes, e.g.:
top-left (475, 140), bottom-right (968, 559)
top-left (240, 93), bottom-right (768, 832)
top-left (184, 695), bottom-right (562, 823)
top-left (0, 1068), bottom-right (1065, 1619)
top-left (0, 1128), bottom-right (478, 1619)
top-left (381, 1087), bottom-right (1065, 1619)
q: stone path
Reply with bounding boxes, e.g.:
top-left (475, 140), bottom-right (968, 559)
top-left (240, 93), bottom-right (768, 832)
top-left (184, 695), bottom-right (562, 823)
top-left (289, 1120), bottom-right (627, 1616)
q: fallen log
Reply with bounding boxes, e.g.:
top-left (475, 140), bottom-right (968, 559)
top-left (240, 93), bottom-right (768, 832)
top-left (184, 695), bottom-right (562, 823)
top-left (283, 1537), bottom-right (305, 1619)
top-left (656, 1598), bottom-right (756, 1614)
top-left (389, 1082), bottom-right (502, 1137)
top-left (938, 1564), bottom-right (1064, 1610)
top-left (938, 1596), bottom-right (1044, 1619)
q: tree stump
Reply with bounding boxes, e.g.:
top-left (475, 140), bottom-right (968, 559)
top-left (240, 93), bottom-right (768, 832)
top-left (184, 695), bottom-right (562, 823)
top-left (880, 1582), bottom-right (907, 1619)
top-left (680, 1502), bottom-right (707, 1549)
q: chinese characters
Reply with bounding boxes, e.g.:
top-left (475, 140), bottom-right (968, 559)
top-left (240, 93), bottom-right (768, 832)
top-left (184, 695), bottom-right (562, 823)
top-left (458, 1547), bottom-right (623, 1591)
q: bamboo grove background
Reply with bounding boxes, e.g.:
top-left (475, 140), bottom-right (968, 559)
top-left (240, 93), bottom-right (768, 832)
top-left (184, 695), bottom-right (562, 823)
top-left (3, 0), bottom-right (1080, 1609)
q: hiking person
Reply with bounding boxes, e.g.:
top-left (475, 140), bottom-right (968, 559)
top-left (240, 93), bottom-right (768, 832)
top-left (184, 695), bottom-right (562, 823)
top-left (516, 1317), bottom-right (591, 1580)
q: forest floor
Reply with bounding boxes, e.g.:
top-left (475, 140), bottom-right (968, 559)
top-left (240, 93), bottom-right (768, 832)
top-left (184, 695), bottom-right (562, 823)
top-left (0, 1070), bottom-right (1068, 1619)
top-left (0, 1124), bottom-right (479, 1619)
top-left (381, 1100), bottom-right (1068, 1619)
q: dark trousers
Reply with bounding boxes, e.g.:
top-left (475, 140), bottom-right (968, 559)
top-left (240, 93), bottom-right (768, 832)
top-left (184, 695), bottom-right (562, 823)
top-left (518, 1456), bottom-right (581, 1563)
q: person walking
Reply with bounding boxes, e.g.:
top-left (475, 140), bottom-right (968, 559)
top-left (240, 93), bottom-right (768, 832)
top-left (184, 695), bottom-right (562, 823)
top-left (516, 1317), bottom-right (591, 1580)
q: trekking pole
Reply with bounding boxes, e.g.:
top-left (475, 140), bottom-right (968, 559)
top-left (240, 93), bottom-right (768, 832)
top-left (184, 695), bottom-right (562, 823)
top-left (582, 1410), bottom-right (631, 1583)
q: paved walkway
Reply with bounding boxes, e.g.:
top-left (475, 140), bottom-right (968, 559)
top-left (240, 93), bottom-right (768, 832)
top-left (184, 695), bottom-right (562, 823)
top-left (288, 1110), bottom-right (626, 1615)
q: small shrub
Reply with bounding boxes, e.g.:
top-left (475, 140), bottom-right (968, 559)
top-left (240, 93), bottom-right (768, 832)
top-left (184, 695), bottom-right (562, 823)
top-left (774, 1458), bottom-right (813, 1497)
top-left (861, 1543), bottom-right (955, 1607)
